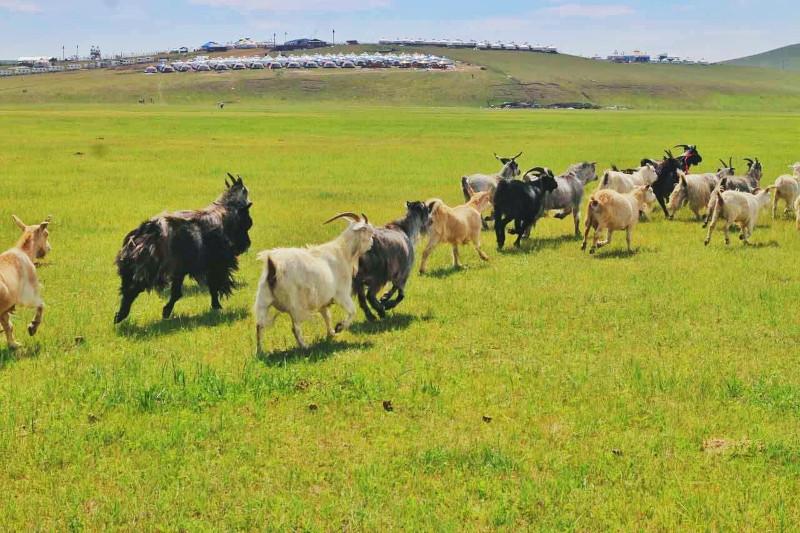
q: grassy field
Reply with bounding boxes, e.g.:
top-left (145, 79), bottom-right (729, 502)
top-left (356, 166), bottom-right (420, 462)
top-left (2, 103), bottom-right (800, 530)
top-left (3, 45), bottom-right (800, 110)
top-left (725, 43), bottom-right (800, 72)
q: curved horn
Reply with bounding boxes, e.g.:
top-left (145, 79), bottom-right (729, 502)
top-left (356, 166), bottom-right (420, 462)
top-left (323, 212), bottom-right (361, 225)
top-left (361, 213), bottom-right (369, 225)
top-left (525, 166), bottom-right (545, 176)
top-left (744, 157), bottom-right (754, 165)
top-left (728, 157), bottom-right (733, 169)
top-left (719, 159), bottom-right (728, 168)
top-left (512, 152), bottom-right (523, 160)
top-left (673, 144), bottom-right (690, 150)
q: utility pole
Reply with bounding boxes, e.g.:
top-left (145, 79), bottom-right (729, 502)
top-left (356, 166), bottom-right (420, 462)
top-left (76, 45), bottom-right (79, 59)
top-left (332, 29), bottom-right (335, 46)
top-left (62, 45), bottom-right (65, 61)
top-left (284, 32), bottom-right (287, 44)
top-left (273, 33), bottom-right (276, 47)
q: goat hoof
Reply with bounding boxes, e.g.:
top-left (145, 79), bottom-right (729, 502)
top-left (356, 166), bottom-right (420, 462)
top-left (589, 248), bottom-right (596, 255)
top-left (704, 240), bottom-right (709, 246)
top-left (161, 307), bottom-right (173, 320)
top-left (8, 342), bottom-right (20, 350)
top-left (334, 323), bottom-right (345, 333)
top-left (113, 312), bottom-right (126, 324)
top-left (27, 323), bottom-right (38, 337)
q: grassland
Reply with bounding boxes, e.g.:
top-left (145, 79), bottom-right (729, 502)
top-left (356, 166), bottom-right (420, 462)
top-left (1, 102), bottom-right (800, 530)
top-left (725, 43), bottom-right (800, 72)
top-left (3, 45), bottom-right (800, 110)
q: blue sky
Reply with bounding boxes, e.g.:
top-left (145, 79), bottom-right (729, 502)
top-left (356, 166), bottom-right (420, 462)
top-left (0, 0), bottom-right (796, 61)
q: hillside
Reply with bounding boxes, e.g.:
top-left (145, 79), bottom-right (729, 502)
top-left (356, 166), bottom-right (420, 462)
top-left (724, 43), bottom-right (800, 71)
top-left (2, 45), bottom-right (800, 110)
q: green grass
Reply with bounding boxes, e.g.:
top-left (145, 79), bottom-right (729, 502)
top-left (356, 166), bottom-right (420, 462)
top-left (2, 104), bottom-right (800, 529)
top-left (3, 45), bottom-right (800, 110)
top-left (724, 43), bottom-right (800, 71)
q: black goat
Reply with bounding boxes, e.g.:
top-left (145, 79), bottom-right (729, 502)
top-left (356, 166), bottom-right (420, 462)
top-left (353, 201), bottom-right (430, 321)
top-left (643, 151), bottom-right (684, 218)
top-left (114, 174), bottom-right (253, 323)
top-left (493, 167), bottom-right (558, 249)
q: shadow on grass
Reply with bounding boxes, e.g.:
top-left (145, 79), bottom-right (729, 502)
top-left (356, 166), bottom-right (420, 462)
top-left (116, 307), bottom-right (249, 340)
top-left (589, 246), bottom-right (655, 259)
top-left (719, 239), bottom-right (780, 250)
top-left (350, 312), bottom-right (432, 334)
top-left (0, 343), bottom-right (42, 370)
top-left (421, 262), bottom-right (488, 278)
top-left (258, 338), bottom-right (373, 366)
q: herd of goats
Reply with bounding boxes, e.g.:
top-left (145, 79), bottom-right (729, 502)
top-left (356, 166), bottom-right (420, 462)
top-left (2, 145), bottom-right (800, 352)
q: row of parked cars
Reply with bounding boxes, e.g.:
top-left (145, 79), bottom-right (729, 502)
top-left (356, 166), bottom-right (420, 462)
top-left (144, 53), bottom-right (455, 74)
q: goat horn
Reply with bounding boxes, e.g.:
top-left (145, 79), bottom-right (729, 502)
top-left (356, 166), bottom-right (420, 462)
top-left (673, 144), bottom-right (690, 150)
top-left (744, 157), bottom-right (754, 165)
top-left (728, 157), bottom-right (733, 168)
top-left (525, 166), bottom-right (545, 175)
top-left (361, 213), bottom-right (369, 225)
top-left (512, 152), bottom-right (523, 160)
top-left (323, 212), bottom-right (361, 225)
top-left (493, 152), bottom-right (501, 161)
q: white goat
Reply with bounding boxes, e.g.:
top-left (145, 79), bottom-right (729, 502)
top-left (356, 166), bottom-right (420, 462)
top-left (254, 213), bottom-right (374, 351)
top-left (704, 188), bottom-right (773, 246)
top-left (581, 185), bottom-right (655, 254)
top-left (771, 164), bottom-right (800, 219)
top-left (667, 171), bottom-right (719, 220)
top-left (600, 164), bottom-right (657, 193)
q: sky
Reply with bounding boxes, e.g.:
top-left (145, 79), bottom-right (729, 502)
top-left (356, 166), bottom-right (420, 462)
top-left (0, 0), bottom-right (797, 61)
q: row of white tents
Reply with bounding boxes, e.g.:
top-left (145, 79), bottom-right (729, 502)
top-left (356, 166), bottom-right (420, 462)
top-left (145, 52), bottom-right (455, 73)
top-left (0, 64), bottom-right (84, 77)
top-left (378, 38), bottom-right (558, 53)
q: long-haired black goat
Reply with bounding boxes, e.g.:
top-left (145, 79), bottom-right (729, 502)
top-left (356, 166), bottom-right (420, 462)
top-left (353, 201), bottom-right (430, 321)
top-left (114, 174), bottom-right (253, 323)
top-left (493, 167), bottom-right (558, 249)
top-left (642, 150), bottom-right (685, 218)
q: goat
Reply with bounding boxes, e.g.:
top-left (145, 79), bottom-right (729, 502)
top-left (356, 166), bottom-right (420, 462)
top-left (704, 187), bottom-right (773, 246)
top-left (536, 161), bottom-right (597, 236)
top-left (600, 163), bottom-right (657, 193)
top-left (645, 150), bottom-right (683, 218)
top-left (581, 185), bottom-right (655, 254)
top-left (667, 171), bottom-right (719, 220)
top-left (702, 158), bottom-right (762, 227)
top-left (114, 174), bottom-right (253, 323)
top-left (461, 152), bottom-right (522, 228)
top-left (0, 215), bottom-right (51, 349)
top-left (254, 213), bottom-right (374, 351)
top-left (493, 167), bottom-right (558, 249)
top-left (354, 201), bottom-right (429, 321)
top-left (420, 190), bottom-right (491, 273)
top-left (771, 165), bottom-right (800, 219)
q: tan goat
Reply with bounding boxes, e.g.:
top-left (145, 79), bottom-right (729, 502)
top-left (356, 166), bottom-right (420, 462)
top-left (581, 185), bottom-right (655, 254)
top-left (419, 190), bottom-right (491, 273)
top-left (0, 215), bottom-right (52, 349)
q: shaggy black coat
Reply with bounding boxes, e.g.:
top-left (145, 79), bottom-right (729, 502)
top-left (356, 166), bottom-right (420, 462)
top-left (114, 175), bottom-right (253, 323)
top-left (353, 201), bottom-right (429, 321)
top-left (493, 171), bottom-right (558, 249)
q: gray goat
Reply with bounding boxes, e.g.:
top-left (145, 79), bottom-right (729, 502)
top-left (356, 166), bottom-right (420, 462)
top-left (461, 152), bottom-right (523, 228)
top-left (537, 161), bottom-right (598, 236)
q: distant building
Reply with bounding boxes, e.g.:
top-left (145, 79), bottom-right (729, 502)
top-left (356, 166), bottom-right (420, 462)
top-left (200, 41), bottom-right (230, 52)
top-left (17, 56), bottom-right (51, 67)
top-left (607, 50), bottom-right (651, 63)
top-left (273, 38), bottom-right (329, 51)
top-left (346, 40), bottom-right (359, 45)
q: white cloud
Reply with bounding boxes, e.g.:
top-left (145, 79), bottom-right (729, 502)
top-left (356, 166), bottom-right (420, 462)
top-left (0, 0), bottom-right (41, 13)
top-left (189, 0), bottom-right (390, 12)
top-left (539, 3), bottom-right (634, 18)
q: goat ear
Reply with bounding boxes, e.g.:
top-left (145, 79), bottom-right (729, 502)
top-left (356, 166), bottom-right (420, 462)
top-left (11, 215), bottom-right (26, 230)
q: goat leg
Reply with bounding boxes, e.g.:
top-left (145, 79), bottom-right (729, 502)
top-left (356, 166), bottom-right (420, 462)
top-left (0, 313), bottom-right (19, 350)
top-left (382, 287), bottom-right (405, 311)
top-left (355, 283), bottom-right (376, 321)
top-left (367, 288), bottom-right (387, 319)
top-left (27, 304), bottom-right (44, 336)
top-left (162, 274), bottom-right (185, 319)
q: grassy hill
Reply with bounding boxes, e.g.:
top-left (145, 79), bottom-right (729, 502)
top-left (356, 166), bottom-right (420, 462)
top-left (2, 45), bottom-right (800, 111)
top-left (724, 43), bottom-right (800, 71)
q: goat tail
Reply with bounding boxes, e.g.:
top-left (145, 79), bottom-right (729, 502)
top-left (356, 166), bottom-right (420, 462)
top-left (115, 219), bottom-right (167, 290)
top-left (266, 257), bottom-right (278, 291)
top-left (600, 171), bottom-right (610, 188)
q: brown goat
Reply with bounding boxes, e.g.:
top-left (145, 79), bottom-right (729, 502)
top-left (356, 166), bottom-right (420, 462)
top-left (419, 190), bottom-right (491, 273)
top-left (0, 215), bottom-right (52, 349)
